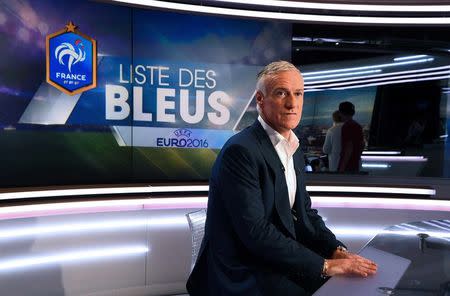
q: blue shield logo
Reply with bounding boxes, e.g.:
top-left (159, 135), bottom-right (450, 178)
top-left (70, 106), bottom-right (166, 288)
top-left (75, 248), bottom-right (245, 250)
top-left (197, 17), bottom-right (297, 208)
top-left (46, 22), bottom-right (97, 95)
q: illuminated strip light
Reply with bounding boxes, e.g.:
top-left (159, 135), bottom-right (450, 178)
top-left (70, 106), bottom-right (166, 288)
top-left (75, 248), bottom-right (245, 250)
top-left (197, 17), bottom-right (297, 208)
top-left (433, 220), bottom-right (450, 227)
top-left (292, 36), bottom-right (312, 42)
top-left (331, 74), bottom-right (450, 90)
top-left (304, 65), bottom-right (450, 86)
top-left (0, 187), bottom-right (153, 200)
top-left (393, 55), bottom-right (429, 61)
top-left (400, 223), bottom-right (426, 231)
top-left (421, 222), bottom-right (450, 242)
top-left (328, 227), bottom-right (382, 237)
top-left (422, 220), bottom-right (450, 231)
top-left (0, 186), bottom-right (436, 239)
top-left (0, 199), bottom-right (148, 220)
top-left (303, 58), bottom-right (433, 77)
top-left (361, 163), bottom-right (390, 169)
top-left (383, 230), bottom-right (450, 239)
top-left (312, 196), bottom-right (450, 212)
top-left (5, 223), bottom-right (445, 242)
top-left (307, 69), bottom-right (449, 89)
top-left (294, 37), bottom-right (367, 45)
top-left (314, 37), bottom-right (340, 43)
top-left (306, 67), bottom-right (448, 89)
top-left (0, 246), bottom-right (148, 271)
top-left (306, 186), bottom-right (435, 195)
top-left (108, 0), bottom-right (450, 25)
top-left (0, 183), bottom-right (434, 205)
top-left (393, 224), bottom-right (414, 231)
top-left (0, 185), bottom-right (209, 201)
top-left (438, 219), bottom-right (450, 225)
top-left (0, 219), bottom-right (147, 238)
top-left (5, 213), bottom-right (448, 240)
top-left (362, 151), bottom-right (401, 155)
top-left (304, 88), bottom-right (325, 93)
top-left (303, 69), bottom-right (381, 81)
top-left (0, 217), bottom-right (187, 240)
top-left (440, 134), bottom-right (448, 138)
top-left (419, 223), bottom-right (450, 242)
top-left (159, 185), bottom-right (435, 196)
top-left (0, 197), bottom-right (208, 220)
top-left (330, 227), bottom-right (450, 238)
top-left (149, 185), bottom-right (209, 192)
top-left (334, 74), bottom-right (450, 90)
top-left (0, 210), bottom-right (446, 243)
top-left (0, 195), bottom-right (448, 221)
top-left (211, 0), bottom-right (450, 13)
top-left (361, 156), bottom-right (427, 162)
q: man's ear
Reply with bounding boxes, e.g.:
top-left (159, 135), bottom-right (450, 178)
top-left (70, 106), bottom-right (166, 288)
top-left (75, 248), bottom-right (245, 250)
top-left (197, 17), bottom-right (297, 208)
top-left (255, 90), bottom-right (264, 106)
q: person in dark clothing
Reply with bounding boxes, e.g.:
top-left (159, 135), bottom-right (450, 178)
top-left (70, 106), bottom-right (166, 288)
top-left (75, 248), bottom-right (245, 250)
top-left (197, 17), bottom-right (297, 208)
top-left (187, 62), bottom-right (377, 296)
top-left (338, 101), bottom-right (365, 173)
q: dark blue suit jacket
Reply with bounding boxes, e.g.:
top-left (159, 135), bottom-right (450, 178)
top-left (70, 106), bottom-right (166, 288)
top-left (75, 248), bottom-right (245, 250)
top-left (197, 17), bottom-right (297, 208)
top-left (187, 121), bottom-right (343, 295)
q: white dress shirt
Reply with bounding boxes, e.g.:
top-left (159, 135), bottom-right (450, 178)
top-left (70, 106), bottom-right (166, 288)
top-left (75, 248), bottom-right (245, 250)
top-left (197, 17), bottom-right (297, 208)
top-left (258, 116), bottom-right (300, 208)
top-left (322, 123), bottom-right (343, 172)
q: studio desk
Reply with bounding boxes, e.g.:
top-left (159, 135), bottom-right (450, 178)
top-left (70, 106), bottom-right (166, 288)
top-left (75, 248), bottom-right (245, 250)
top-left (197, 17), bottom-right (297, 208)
top-left (0, 184), bottom-right (448, 295)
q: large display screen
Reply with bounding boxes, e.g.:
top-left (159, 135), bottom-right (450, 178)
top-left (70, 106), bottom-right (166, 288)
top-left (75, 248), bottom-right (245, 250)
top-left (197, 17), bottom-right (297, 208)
top-left (0, 0), bottom-right (290, 187)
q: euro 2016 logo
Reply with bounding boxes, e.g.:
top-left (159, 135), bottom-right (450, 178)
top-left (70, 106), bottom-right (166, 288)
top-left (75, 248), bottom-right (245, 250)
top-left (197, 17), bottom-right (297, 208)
top-left (156, 129), bottom-right (209, 148)
top-left (46, 21), bottom-right (96, 95)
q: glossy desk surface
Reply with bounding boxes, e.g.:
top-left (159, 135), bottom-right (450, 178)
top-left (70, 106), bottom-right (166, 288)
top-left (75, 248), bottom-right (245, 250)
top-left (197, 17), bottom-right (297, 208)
top-left (315, 220), bottom-right (450, 296)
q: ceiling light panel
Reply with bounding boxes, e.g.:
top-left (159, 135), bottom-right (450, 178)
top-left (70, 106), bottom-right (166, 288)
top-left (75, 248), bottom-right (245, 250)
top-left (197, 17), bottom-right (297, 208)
top-left (108, 0), bottom-right (450, 25)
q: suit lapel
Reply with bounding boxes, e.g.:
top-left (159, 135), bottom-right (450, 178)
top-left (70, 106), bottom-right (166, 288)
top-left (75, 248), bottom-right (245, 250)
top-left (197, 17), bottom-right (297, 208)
top-left (251, 121), bottom-right (296, 239)
top-left (293, 150), bottom-right (306, 218)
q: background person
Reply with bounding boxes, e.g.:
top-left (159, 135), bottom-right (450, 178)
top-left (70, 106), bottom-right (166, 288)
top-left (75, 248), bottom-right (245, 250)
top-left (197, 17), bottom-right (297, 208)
top-left (338, 101), bottom-right (365, 173)
top-left (323, 110), bottom-right (344, 172)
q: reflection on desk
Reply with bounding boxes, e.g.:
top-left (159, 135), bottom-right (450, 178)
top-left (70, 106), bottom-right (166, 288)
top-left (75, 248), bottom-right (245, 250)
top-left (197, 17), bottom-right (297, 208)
top-left (314, 247), bottom-right (410, 296)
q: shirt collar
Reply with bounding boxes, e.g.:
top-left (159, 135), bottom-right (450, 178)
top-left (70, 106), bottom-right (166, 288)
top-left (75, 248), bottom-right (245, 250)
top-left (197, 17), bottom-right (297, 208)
top-left (258, 116), bottom-right (299, 152)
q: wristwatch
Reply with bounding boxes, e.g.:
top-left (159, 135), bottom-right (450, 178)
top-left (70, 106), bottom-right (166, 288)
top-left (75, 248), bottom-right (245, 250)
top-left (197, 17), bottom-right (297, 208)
top-left (337, 245), bottom-right (348, 253)
top-left (321, 259), bottom-right (329, 278)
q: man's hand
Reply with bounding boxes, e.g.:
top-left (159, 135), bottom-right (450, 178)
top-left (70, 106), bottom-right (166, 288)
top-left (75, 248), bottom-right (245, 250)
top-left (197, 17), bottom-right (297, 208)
top-left (325, 256), bottom-right (377, 277)
top-left (331, 248), bottom-right (348, 259)
top-left (331, 248), bottom-right (360, 260)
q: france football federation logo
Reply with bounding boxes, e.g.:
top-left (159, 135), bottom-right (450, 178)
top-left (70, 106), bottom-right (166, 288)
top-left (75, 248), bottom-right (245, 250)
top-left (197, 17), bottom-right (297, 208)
top-left (46, 21), bottom-right (97, 95)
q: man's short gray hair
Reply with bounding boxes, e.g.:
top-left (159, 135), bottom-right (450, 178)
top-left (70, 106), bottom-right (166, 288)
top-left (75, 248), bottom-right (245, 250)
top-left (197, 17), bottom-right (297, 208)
top-left (256, 60), bottom-right (300, 94)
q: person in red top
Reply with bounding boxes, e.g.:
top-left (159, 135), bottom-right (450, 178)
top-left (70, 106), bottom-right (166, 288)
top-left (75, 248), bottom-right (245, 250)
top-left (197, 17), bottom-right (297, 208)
top-left (338, 101), bottom-right (365, 173)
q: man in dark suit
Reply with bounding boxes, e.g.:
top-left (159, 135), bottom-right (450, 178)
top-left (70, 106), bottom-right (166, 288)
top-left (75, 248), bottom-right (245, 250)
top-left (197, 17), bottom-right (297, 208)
top-left (187, 61), bottom-right (377, 295)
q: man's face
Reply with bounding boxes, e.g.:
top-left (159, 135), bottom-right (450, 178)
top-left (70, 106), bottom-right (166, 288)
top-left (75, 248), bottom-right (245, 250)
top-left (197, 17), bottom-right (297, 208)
top-left (257, 70), bottom-right (304, 138)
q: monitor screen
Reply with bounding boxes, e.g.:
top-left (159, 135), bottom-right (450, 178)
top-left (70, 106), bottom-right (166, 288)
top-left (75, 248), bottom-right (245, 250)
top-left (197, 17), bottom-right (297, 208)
top-left (0, 0), bottom-right (291, 187)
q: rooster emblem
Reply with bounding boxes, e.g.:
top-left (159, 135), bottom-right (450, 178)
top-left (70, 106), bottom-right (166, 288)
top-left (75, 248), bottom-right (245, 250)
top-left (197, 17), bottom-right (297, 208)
top-left (54, 39), bottom-right (86, 73)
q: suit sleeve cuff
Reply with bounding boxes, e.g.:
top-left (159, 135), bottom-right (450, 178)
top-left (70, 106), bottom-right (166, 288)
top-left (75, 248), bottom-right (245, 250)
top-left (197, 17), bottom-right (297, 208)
top-left (323, 240), bottom-right (347, 258)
